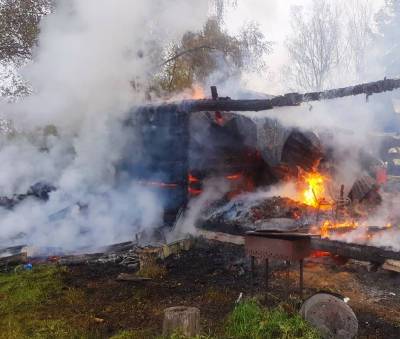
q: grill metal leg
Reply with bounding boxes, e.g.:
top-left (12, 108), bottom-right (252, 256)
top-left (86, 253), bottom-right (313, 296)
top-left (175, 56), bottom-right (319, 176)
top-left (265, 259), bottom-right (269, 299)
top-left (250, 256), bottom-right (255, 293)
top-left (299, 259), bottom-right (304, 299)
top-left (286, 260), bottom-right (290, 298)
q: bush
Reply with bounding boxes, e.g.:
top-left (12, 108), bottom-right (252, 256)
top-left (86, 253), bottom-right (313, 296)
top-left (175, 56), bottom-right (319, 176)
top-left (225, 300), bottom-right (320, 339)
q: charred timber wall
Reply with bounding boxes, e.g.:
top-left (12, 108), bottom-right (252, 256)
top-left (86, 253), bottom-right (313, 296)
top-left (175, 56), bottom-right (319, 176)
top-left (123, 107), bottom-right (189, 224)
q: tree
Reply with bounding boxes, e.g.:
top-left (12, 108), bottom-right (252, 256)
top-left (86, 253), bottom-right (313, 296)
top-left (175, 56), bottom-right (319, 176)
top-left (284, 0), bottom-right (375, 91)
top-left (0, 0), bottom-right (53, 98)
top-left (0, 0), bottom-right (52, 63)
top-left (344, 0), bottom-right (374, 80)
top-left (284, 1), bottom-right (342, 91)
top-left (155, 17), bottom-right (271, 94)
top-left (375, 0), bottom-right (400, 77)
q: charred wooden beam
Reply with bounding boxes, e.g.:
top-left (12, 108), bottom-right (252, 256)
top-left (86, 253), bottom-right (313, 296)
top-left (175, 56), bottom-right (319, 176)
top-left (311, 238), bottom-right (400, 264)
top-left (137, 77), bottom-right (400, 114)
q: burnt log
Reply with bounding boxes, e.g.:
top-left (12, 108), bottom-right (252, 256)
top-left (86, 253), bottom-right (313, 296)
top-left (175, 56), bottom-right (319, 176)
top-left (136, 77), bottom-right (400, 114)
top-left (311, 238), bottom-right (400, 264)
top-left (281, 130), bottom-right (322, 172)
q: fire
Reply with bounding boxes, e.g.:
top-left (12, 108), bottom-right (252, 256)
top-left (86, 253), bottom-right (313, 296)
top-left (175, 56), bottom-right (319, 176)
top-left (320, 219), bottom-right (359, 238)
top-left (188, 173), bottom-right (199, 184)
top-left (226, 173), bottom-right (242, 181)
top-left (300, 171), bottom-right (330, 208)
top-left (188, 172), bottom-right (202, 196)
top-left (191, 84), bottom-right (205, 99)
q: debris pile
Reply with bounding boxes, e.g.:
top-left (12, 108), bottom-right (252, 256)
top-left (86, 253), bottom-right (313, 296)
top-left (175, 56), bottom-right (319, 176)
top-left (201, 196), bottom-right (317, 234)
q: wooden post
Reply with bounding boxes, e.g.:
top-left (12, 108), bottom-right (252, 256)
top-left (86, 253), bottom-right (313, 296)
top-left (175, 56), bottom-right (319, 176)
top-left (163, 306), bottom-right (200, 337)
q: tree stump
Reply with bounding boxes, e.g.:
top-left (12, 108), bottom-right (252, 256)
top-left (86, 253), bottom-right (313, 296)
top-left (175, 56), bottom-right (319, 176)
top-left (162, 306), bottom-right (200, 337)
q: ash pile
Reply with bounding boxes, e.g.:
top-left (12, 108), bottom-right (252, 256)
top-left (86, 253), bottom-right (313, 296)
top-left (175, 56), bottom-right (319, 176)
top-left (200, 196), bottom-right (315, 234)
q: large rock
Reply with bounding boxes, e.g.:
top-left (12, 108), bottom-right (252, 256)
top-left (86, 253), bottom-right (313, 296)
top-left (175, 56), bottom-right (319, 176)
top-left (300, 293), bottom-right (358, 339)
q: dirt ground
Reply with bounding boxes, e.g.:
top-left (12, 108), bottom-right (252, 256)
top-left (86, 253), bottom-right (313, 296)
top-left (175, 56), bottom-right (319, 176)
top-left (54, 239), bottom-right (400, 338)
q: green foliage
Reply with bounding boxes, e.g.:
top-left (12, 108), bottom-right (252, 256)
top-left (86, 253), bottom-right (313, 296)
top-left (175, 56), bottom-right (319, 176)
top-left (156, 17), bottom-right (270, 94)
top-left (225, 300), bottom-right (320, 339)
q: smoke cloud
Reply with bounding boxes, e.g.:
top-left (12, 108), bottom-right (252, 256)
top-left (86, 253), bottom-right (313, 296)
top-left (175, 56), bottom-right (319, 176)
top-left (0, 0), bottom-right (208, 250)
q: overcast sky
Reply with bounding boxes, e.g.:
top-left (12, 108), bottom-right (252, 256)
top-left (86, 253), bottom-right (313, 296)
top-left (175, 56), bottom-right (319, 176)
top-left (225, 0), bottom-right (384, 94)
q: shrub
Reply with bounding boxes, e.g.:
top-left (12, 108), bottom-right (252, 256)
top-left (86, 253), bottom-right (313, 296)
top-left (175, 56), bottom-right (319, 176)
top-left (225, 300), bottom-right (320, 339)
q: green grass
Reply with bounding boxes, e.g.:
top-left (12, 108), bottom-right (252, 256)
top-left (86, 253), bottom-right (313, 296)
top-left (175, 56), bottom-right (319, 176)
top-left (225, 300), bottom-right (321, 339)
top-left (0, 265), bottom-right (85, 339)
top-left (0, 265), bottom-right (64, 313)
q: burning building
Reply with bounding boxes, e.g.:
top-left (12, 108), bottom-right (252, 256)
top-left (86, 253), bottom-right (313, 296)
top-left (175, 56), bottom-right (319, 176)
top-left (113, 79), bottom-right (400, 249)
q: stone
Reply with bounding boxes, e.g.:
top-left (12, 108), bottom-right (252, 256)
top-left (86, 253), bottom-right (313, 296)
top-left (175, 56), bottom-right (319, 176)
top-left (300, 293), bottom-right (358, 339)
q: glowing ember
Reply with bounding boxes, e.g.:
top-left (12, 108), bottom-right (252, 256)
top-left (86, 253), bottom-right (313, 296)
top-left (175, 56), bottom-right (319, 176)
top-left (188, 187), bottom-right (202, 195)
top-left (215, 111), bottom-right (224, 125)
top-left (188, 173), bottom-right (199, 183)
top-left (226, 173), bottom-right (242, 180)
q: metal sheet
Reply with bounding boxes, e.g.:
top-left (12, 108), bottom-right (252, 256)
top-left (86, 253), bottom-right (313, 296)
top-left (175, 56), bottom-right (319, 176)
top-left (245, 234), bottom-right (311, 260)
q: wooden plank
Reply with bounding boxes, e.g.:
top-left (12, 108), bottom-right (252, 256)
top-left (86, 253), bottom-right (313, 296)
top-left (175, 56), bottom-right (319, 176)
top-left (197, 229), bottom-right (245, 245)
top-left (382, 259), bottom-right (400, 273)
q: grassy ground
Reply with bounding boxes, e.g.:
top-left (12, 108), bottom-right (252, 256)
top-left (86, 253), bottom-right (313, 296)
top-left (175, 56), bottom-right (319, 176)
top-left (0, 265), bottom-right (84, 338)
top-left (111, 299), bottom-right (320, 339)
top-left (0, 264), bottom-right (319, 338)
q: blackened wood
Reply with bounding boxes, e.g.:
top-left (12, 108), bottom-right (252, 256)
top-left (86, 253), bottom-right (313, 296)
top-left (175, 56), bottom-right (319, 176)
top-left (311, 238), bottom-right (400, 263)
top-left (136, 77), bottom-right (400, 114)
top-left (211, 86), bottom-right (218, 100)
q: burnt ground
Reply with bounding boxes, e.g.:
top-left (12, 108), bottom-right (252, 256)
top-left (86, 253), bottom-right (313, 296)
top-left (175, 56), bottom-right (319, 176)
top-left (58, 239), bottom-right (400, 338)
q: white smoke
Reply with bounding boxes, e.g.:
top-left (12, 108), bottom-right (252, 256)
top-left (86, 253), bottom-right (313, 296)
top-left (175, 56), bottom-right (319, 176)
top-left (0, 0), bottom-right (209, 250)
top-left (169, 178), bottom-right (230, 241)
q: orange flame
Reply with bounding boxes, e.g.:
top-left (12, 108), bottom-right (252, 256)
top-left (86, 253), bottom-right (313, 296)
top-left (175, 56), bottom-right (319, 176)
top-left (300, 171), bottom-right (330, 208)
top-left (320, 220), bottom-right (359, 238)
top-left (191, 84), bottom-right (205, 99)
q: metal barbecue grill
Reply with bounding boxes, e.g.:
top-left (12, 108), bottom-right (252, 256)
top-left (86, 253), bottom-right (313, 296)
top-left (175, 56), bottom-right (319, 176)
top-left (245, 231), bottom-right (312, 299)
